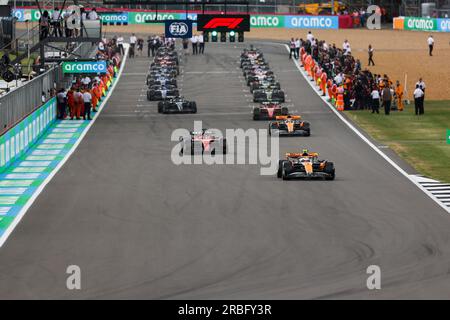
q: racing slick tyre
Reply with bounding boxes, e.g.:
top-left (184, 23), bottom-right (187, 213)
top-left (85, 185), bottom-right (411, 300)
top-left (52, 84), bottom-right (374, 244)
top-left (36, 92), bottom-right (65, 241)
top-left (277, 160), bottom-right (286, 178)
top-left (147, 91), bottom-right (153, 101)
top-left (282, 161), bottom-right (293, 180)
top-left (158, 102), bottom-right (164, 113)
top-left (253, 108), bottom-right (260, 120)
top-left (191, 102), bottom-right (197, 114)
top-left (324, 162), bottom-right (335, 180)
top-left (303, 122), bottom-right (311, 136)
top-left (281, 107), bottom-right (289, 115)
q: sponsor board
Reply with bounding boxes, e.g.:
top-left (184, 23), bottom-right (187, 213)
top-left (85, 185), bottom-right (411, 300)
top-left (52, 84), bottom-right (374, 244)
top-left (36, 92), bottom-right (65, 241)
top-left (99, 12), bottom-right (129, 24)
top-left (404, 17), bottom-right (437, 31)
top-left (178, 13), bottom-right (198, 21)
top-left (437, 18), bottom-right (450, 32)
top-left (250, 15), bottom-right (284, 28)
top-left (62, 61), bottom-right (107, 74)
top-left (165, 19), bottom-right (192, 38)
top-left (447, 129), bottom-right (450, 145)
top-left (285, 15), bottom-right (338, 29)
top-left (129, 11), bottom-right (180, 24)
top-left (12, 9), bottom-right (25, 22)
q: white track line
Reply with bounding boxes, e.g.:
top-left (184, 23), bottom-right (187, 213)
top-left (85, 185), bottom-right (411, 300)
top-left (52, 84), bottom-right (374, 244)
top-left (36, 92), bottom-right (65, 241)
top-left (0, 44), bottom-right (130, 247)
top-left (282, 43), bottom-right (450, 214)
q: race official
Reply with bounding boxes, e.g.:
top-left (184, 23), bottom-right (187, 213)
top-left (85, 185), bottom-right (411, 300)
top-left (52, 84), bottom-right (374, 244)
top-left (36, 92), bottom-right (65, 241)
top-left (413, 85), bottom-right (425, 115)
top-left (370, 88), bottom-right (380, 114)
top-left (81, 76), bottom-right (91, 87)
top-left (395, 80), bottom-right (404, 111)
top-left (368, 44), bottom-right (375, 66)
top-left (82, 89), bottom-right (93, 120)
top-left (289, 38), bottom-right (295, 59)
top-left (73, 89), bottom-right (84, 120)
top-left (381, 84), bottom-right (392, 115)
top-left (416, 78), bottom-right (426, 108)
top-left (129, 33), bottom-right (137, 58)
top-left (295, 38), bottom-right (301, 59)
top-left (191, 34), bottom-right (198, 55)
top-left (117, 36), bottom-right (124, 55)
top-left (198, 33), bottom-right (205, 54)
top-left (427, 35), bottom-right (434, 56)
top-left (56, 88), bottom-right (67, 119)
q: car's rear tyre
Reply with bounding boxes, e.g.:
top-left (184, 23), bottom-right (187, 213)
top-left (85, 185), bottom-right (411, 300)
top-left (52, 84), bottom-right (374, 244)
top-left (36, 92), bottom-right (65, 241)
top-left (253, 108), bottom-right (260, 120)
top-left (191, 102), bottom-right (197, 113)
top-left (324, 162), bottom-right (335, 180)
top-left (277, 160), bottom-right (286, 178)
top-left (282, 161), bottom-right (293, 180)
top-left (281, 107), bottom-right (289, 115)
top-left (158, 102), bottom-right (163, 113)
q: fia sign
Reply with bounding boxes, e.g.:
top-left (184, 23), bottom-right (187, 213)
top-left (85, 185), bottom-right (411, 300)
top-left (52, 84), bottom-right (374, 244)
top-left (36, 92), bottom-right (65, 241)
top-left (165, 20), bottom-right (192, 38)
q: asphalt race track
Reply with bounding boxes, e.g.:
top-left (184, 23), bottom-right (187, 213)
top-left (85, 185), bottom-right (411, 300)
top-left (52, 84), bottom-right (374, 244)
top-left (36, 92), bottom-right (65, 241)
top-left (1, 42), bottom-right (450, 299)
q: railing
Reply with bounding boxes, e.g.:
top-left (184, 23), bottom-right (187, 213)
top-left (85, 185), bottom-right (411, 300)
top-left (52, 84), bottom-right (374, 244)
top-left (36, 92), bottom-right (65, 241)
top-left (0, 41), bottom-right (95, 135)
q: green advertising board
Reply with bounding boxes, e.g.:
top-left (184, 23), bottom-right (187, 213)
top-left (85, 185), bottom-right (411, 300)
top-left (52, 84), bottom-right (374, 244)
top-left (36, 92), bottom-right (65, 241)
top-left (129, 12), bottom-right (181, 24)
top-left (62, 61), bottom-right (107, 74)
top-left (447, 129), bottom-right (450, 145)
top-left (404, 17), bottom-right (437, 31)
top-left (250, 15), bottom-right (284, 28)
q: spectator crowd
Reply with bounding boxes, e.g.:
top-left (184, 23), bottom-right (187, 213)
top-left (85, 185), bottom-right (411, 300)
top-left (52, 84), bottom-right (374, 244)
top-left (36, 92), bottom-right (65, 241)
top-left (296, 31), bottom-right (427, 116)
top-left (39, 7), bottom-right (100, 41)
top-left (53, 38), bottom-right (122, 121)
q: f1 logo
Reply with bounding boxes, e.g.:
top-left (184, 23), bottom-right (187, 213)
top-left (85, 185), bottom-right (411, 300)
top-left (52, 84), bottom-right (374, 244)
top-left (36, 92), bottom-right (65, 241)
top-left (204, 17), bottom-right (244, 29)
top-left (197, 14), bottom-right (250, 32)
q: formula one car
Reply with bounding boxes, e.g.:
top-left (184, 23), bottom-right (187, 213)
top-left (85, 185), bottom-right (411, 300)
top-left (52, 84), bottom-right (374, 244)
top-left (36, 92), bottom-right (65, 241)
top-left (179, 129), bottom-right (227, 154)
top-left (158, 97), bottom-right (197, 114)
top-left (241, 59), bottom-right (267, 69)
top-left (240, 47), bottom-right (263, 60)
top-left (153, 56), bottom-right (179, 66)
top-left (151, 63), bottom-right (179, 74)
top-left (277, 150), bottom-right (335, 180)
top-left (253, 103), bottom-right (288, 120)
top-left (244, 66), bottom-right (273, 78)
top-left (147, 85), bottom-right (179, 101)
top-left (249, 79), bottom-right (281, 93)
top-left (253, 88), bottom-right (285, 103)
top-left (149, 68), bottom-right (178, 78)
top-left (246, 72), bottom-right (276, 86)
top-left (147, 76), bottom-right (177, 87)
top-left (269, 115), bottom-right (310, 136)
top-left (243, 61), bottom-right (269, 69)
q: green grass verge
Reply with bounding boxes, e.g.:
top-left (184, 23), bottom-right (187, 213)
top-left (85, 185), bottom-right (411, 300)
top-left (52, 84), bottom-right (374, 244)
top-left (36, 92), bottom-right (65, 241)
top-left (345, 100), bottom-right (450, 182)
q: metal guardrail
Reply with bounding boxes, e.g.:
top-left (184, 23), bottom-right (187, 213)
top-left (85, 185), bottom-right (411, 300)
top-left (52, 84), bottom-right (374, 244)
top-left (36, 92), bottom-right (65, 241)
top-left (0, 41), bottom-right (95, 135)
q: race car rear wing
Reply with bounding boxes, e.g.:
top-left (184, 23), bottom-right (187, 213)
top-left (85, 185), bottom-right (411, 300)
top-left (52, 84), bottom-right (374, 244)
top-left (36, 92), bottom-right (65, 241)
top-left (276, 115), bottom-right (301, 120)
top-left (286, 152), bottom-right (319, 158)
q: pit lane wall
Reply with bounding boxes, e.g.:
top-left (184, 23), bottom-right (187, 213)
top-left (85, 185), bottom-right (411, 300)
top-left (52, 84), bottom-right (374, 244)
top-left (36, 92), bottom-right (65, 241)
top-left (12, 8), bottom-right (339, 29)
top-left (0, 98), bottom-right (56, 173)
top-left (393, 16), bottom-right (450, 32)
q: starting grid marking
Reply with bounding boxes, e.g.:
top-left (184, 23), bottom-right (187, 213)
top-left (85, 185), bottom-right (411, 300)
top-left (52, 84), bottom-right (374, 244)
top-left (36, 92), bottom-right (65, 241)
top-left (0, 73), bottom-right (120, 241)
